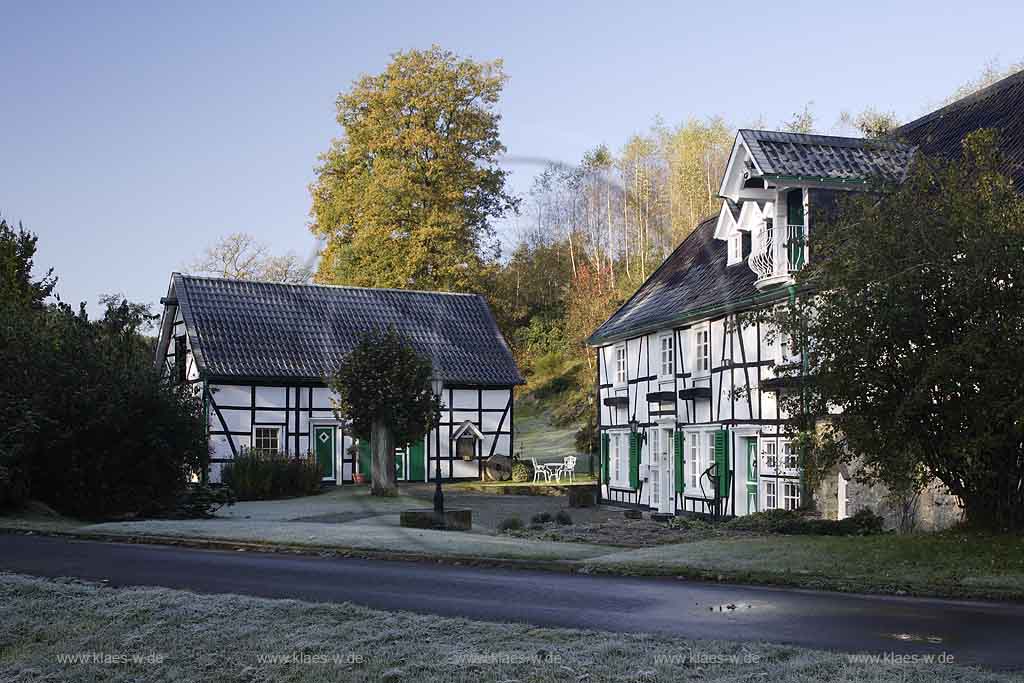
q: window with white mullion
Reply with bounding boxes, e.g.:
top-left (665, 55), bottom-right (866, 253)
top-left (613, 433), bottom-right (628, 486)
top-left (688, 433), bottom-right (701, 491)
top-left (765, 480), bottom-right (778, 509)
top-left (254, 426), bottom-right (281, 453)
top-left (659, 334), bottom-right (674, 378)
top-left (693, 326), bottom-right (710, 375)
top-left (783, 481), bottom-right (801, 510)
top-left (614, 345), bottom-right (627, 386)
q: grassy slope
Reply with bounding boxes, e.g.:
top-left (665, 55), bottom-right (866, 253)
top-left (1, 574), bottom-right (1012, 683)
top-left (513, 396), bottom-right (580, 463)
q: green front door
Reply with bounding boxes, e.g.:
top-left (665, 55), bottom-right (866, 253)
top-left (408, 441), bottom-right (426, 482)
top-left (314, 426), bottom-right (335, 480)
top-left (745, 438), bottom-right (758, 513)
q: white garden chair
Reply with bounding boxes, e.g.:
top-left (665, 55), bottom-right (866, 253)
top-left (531, 458), bottom-right (551, 483)
top-left (554, 456), bottom-right (577, 484)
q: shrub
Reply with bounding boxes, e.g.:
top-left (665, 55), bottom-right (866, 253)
top-left (221, 449), bottom-right (323, 501)
top-left (497, 516), bottom-right (523, 532)
top-left (0, 463), bottom-right (30, 510)
top-left (530, 511), bottom-right (553, 525)
top-left (511, 459), bottom-right (534, 483)
top-left (555, 510), bottom-right (572, 526)
top-left (145, 484), bottom-right (235, 519)
top-left (725, 508), bottom-right (885, 536)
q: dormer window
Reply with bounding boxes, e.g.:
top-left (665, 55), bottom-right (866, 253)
top-left (727, 232), bottom-right (743, 265)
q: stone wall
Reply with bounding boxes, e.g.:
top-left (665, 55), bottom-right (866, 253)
top-left (815, 467), bottom-right (963, 532)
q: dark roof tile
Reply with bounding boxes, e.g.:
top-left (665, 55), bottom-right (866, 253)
top-left (740, 129), bottom-right (915, 184)
top-left (896, 69), bottom-right (1024, 191)
top-left (173, 274), bottom-right (523, 386)
top-left (587, 217), bottom-right (777, 346)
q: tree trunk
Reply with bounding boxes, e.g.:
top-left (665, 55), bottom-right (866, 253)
top-left (370, 418), bottom-right (397, 497)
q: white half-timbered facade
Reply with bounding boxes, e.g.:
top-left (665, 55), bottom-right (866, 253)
top-left (155, 274), bottom-right (523, 484)
top-left (589, 130), bottom-right (915, 518)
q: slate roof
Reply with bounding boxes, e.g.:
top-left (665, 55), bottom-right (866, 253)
top-left (739, 129), bottom-right (915, 184)
top-left (587, 217), bottom-right (781, 346)
top-left (895, 69), bottom-right (1024, 192)
top-left (170, 274), bottom-right (523, 386)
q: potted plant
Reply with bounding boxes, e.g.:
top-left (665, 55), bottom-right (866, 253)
top-left (348, 443), bottom-right (367, 485)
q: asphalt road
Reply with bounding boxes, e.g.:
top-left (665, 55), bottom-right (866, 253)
top-left (2, 534), bottom-right (1023, 670)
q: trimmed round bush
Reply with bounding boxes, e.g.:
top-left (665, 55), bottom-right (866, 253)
top-left (511, 460), bottom-right (534, 483)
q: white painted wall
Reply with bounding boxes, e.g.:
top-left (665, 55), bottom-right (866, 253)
top-left (596, 307), bottom-right (798, 516)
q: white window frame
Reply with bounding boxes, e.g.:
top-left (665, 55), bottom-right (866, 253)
top-left (727, 231), bottom-right (743, 265)
top-left (613, 344), bottom-right (627, 386)
top-left (692, 324), bottom-right (711, 376)
top-left (783, 481), bottom-right (801, 510)
top-left (688, 432), bottom-right (702, 491)
top-left (658, 333), bottom-right (674, 379)
top-left (781, 439), bottom-right (799, 471)
top-left (765, 480), bottom-right (778, 509)
top-left (761, 439), bottom-right (778, 473)
top-left (253, 426), bottom-right (282, 453)
top-left (610, 431), bottom-right (629, 487)
top-left (685, 429), bottom-right (719, 498)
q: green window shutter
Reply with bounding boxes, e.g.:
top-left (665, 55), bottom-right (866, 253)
top-left (714, 430), bottom-right (731, 498)
top-left (601, 433), bottom-right (610, 484)
top-left (674, 431), bottom-right (685, 493)
top-left (628, 433), bottom-right (640, 490)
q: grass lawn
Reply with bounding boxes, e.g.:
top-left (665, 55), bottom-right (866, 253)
top-left (0, 573), bottom-right (1011, 683)
top-left (584, 531), bottom-right (1024, 599)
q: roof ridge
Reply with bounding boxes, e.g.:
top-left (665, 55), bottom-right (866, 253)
top-left (897, 67), bottom-right (1024, 135)
top-left (175, 272), bottom-right (479, 298)
top-left (739, 128), bottom-right (908, 148)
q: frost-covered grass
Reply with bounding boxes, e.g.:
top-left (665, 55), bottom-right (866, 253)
top-left (81, 517), bottom-right (610, 561)
top-left (0, 573), bottom-right (1011, 683)
top-left (583, 532), bottom-right (1024, 599)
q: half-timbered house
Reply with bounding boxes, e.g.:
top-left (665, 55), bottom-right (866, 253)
top-left (155, 274), bottom-right (523, 484)
top-left (589, 69), bottom-right (1024, 521)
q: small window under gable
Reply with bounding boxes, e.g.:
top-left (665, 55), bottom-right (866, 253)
top-left (727, 232), bottom-right (743, 265)
top-left (614, 344), bottom-right (627, 385)
top-left (658, 333), bottom-right (674, 378)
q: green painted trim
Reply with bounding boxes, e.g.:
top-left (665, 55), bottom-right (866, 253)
top-left (762, 173), bottom-right (869, 185)
top-left (673, 431), bottom-right (685, 493)
top-left (714, 429), bottom-right (731, 498)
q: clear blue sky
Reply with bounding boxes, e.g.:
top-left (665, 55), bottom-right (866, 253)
top-left (3, 0), bottom-right (1022, 314)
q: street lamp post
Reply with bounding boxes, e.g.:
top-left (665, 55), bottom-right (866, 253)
top-left (431, 376), bottom-right (445, 517)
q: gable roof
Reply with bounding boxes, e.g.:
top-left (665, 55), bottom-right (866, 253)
top-left (895, 69), bottom-right (1024, 191)
top-left (164, 274), bottom-right (523, 386)
top-left (587, 217), bottom-right (786, 346)
top-left (738, 129), bottom-right (915, 185)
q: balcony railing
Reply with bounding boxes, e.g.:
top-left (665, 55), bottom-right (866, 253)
top-left (749, 222), bottom-right (806, 286)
